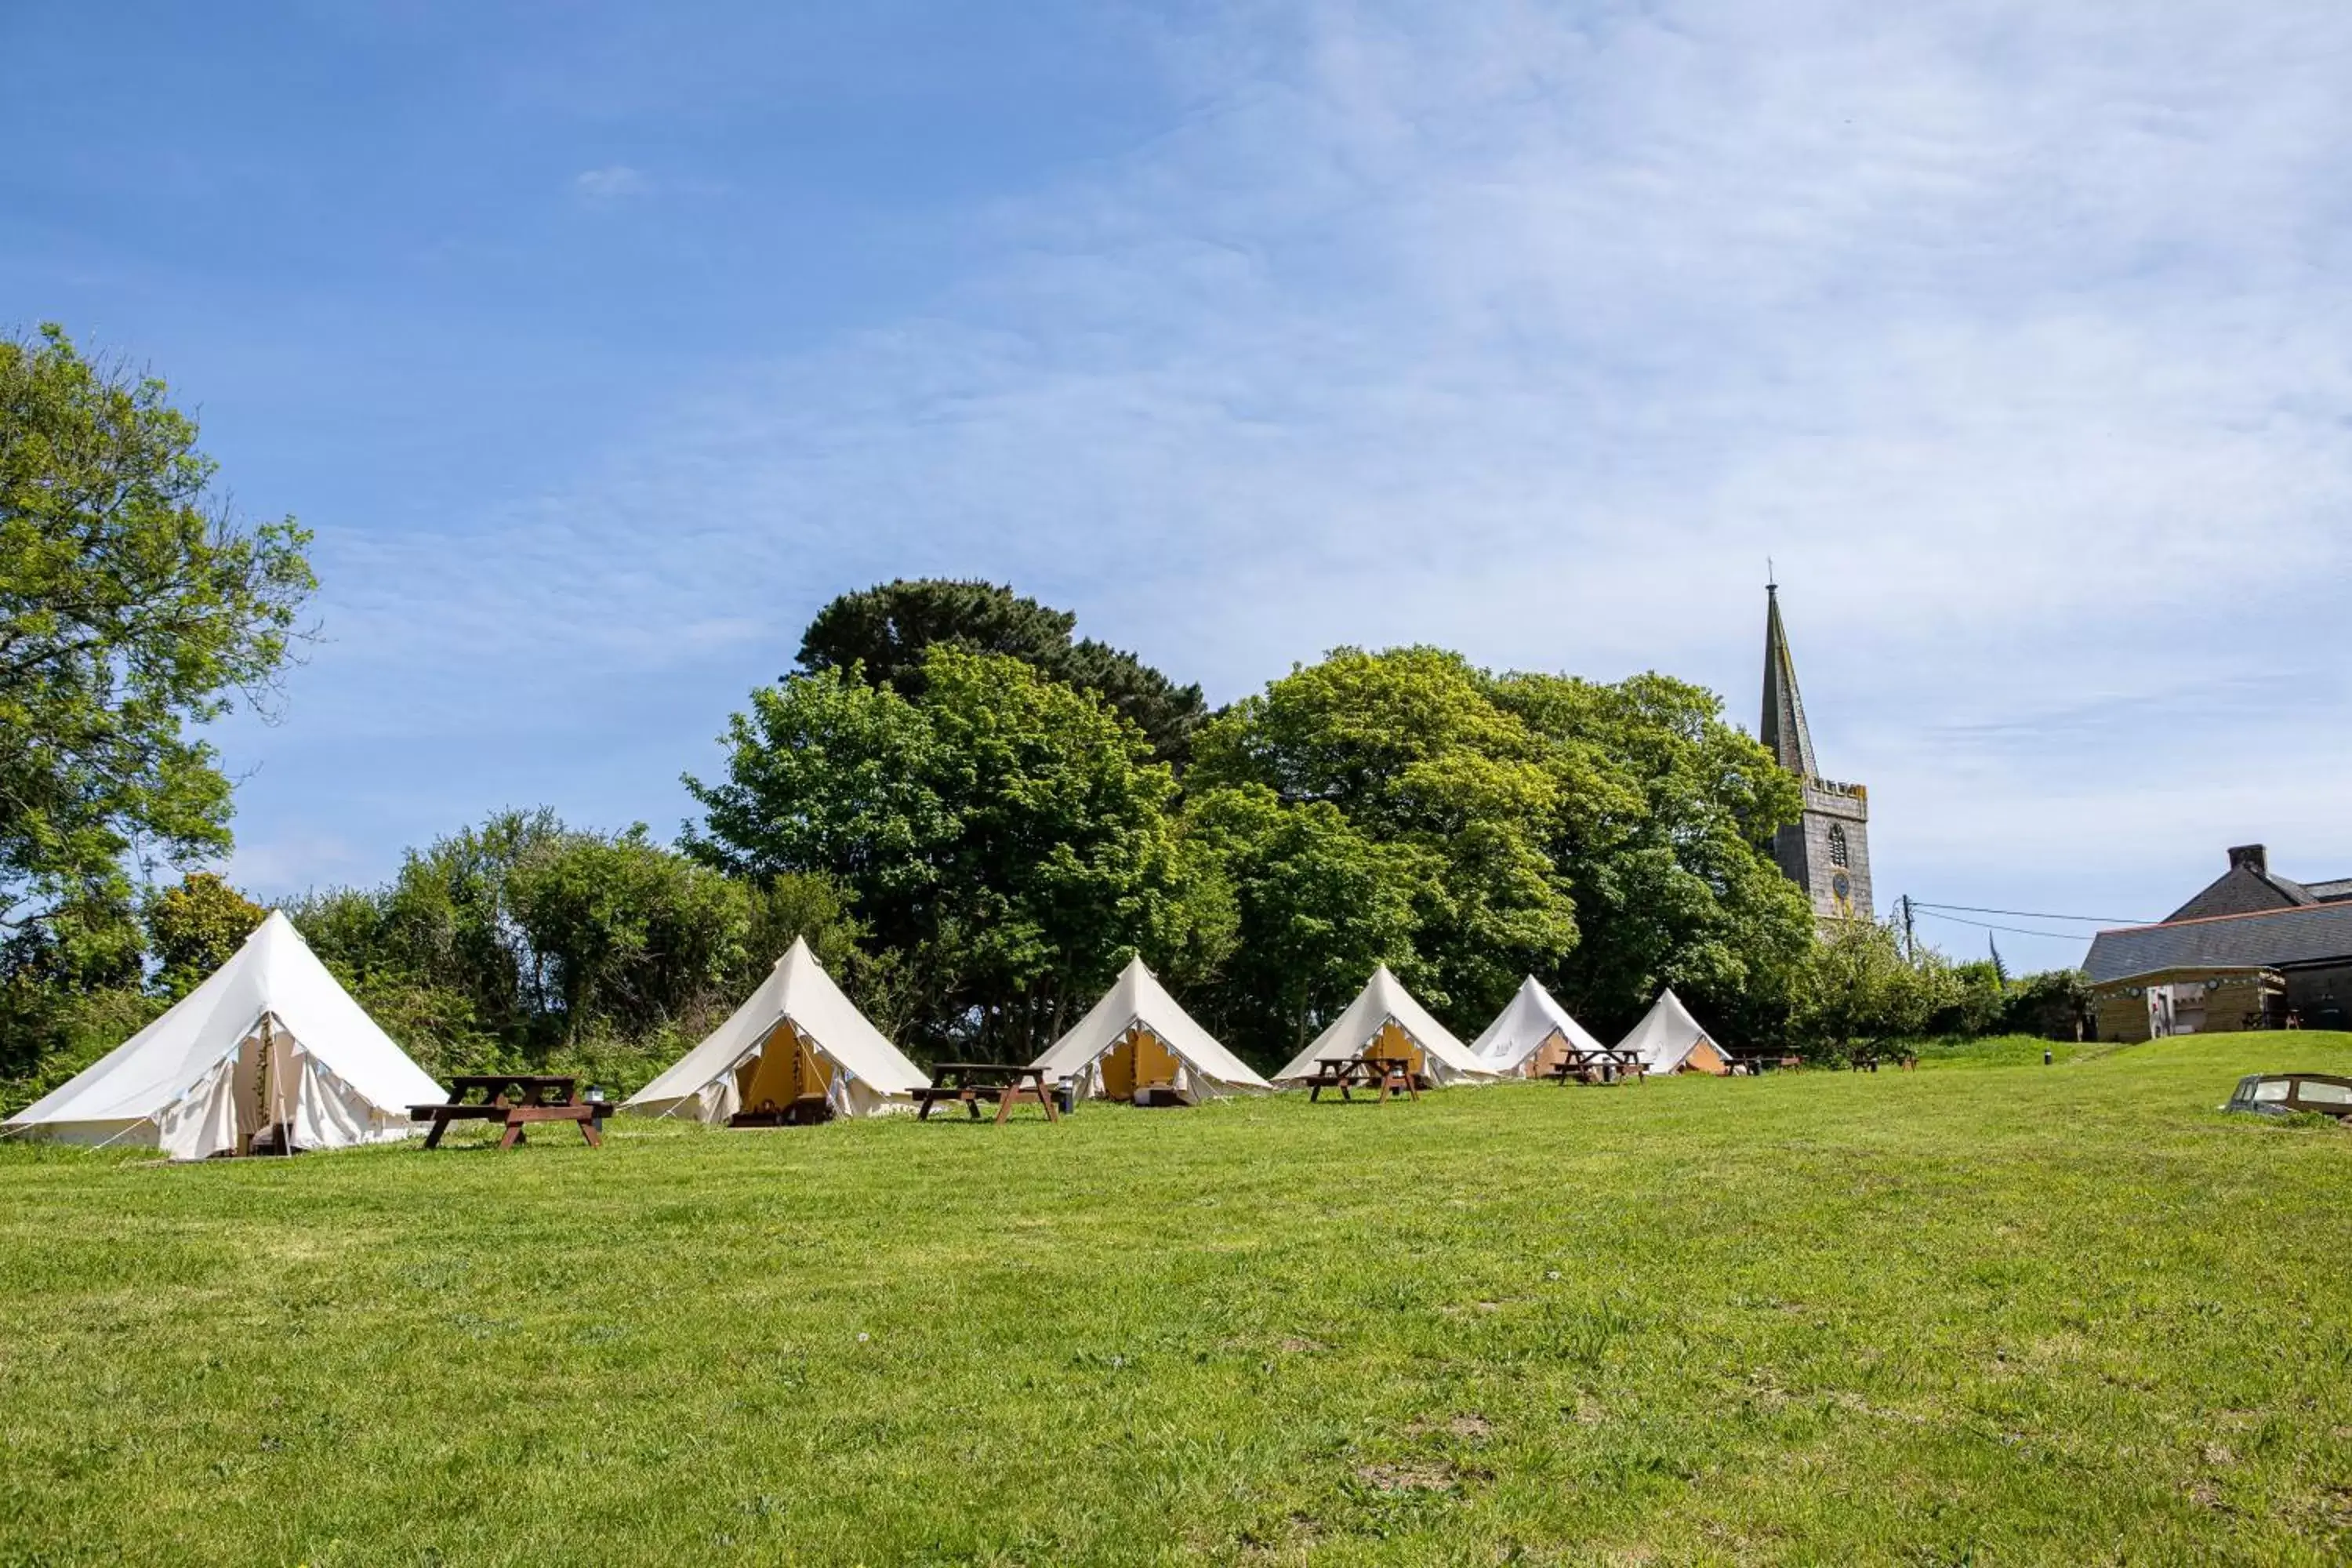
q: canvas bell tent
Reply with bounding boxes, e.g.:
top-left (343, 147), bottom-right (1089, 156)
top-left (1470, 975), bottom-right (1607, 1077)
top-left (1274, 965), bottom-right (1494, 1086)
top-left (1033, 956), bottom-right (1272, 1105)
top-left (2, 911), bottom-right (444, 1160)
top-left (623, 938), bottom-right (927, 1124)
top-left (1616, 987), bottom-right (1734, 1076)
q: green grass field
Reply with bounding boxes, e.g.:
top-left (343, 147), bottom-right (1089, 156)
top-left (5, 1034), bottom-right (2350, 1566)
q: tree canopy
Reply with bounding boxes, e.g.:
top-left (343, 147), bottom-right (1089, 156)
top-left (795, 579), bottom-right (1208, 764)
top-left (1490, 670), bottom-right (1816, 1039)
top-left (0, 325), bottom-right (314, 938)
top-left (686, 645), bottom-right (1221, 1057)
top-left (1191, 647), bottom-right (1581, 1027)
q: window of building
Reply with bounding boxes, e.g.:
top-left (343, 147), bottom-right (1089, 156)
top-left (1828, 824), bottom-right (1850, 869)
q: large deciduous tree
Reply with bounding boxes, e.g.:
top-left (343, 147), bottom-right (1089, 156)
top-left (0, 325), bottom-right (314, 935)
top-left (795, 578), bottom-right (1208, 765)
top-left (1490, 670), bottom-right (1814, 1039)
top-left (1181, 783), bottom-right (1422, 1065)
top-left (685, 645), bottom-right (1218, 1056)
top-left (1189, 646), bottom-right (1579, 1027)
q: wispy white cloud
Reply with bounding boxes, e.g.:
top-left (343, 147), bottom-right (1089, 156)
top-left (572, 163), bottom-right (652, 202)
top-left (294, 0), bottom-right (2352, 965)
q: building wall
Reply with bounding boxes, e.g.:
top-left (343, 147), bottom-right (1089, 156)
top-left (1774, 779), bottom-right (1872, 920)
top-left (2090, 969), bottom-right (2285, 1042)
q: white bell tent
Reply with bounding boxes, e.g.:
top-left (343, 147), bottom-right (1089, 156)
top-left (1273, 965), bottom-right (1494, 1086)
top-left (1033, 956), bottom-right (1271, 1104)
top-left (1615, 987), bottom-right (1734, 1076)
top-left (2, 910), bottom-right (444, 1160)
top-left (623, 937), bottom-right (927, 1123)
top-left (1470, 975), bottom-right (1606, 1077)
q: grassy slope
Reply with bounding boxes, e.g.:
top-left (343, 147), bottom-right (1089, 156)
top-left (3, 1034), bottom-right (2350, 1566)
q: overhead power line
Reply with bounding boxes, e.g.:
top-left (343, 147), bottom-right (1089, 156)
top-left (1909, 908), bottom-right (2098, 943)
top-left (1908, 900), bottom-right (2152, 926)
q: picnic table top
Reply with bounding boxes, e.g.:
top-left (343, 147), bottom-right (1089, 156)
top-left (1313, 1053), bottom-right (1414, 1070)
top-left (928, 1061), bottom-right (1052, 1080)
top-left (425, 1075), bottom-right (595, 1108)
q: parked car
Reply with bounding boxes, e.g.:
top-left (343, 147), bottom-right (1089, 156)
top-left (2222, 1073), bottom-right (2352, 1120)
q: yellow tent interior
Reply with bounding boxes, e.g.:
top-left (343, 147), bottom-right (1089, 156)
top-left (1519, 1027), bottom-right (1577, 1078)
top-left (1365, 1018), bottom-right (1425, 1076)
top-left (1679, 1036), bottom-right (1733, 1075)
top-left (1097, 1025), bottom-right (1181, 1100)
top-left (734, 1018), bottom-right (835, 1117)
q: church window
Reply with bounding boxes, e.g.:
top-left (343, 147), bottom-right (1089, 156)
top-left (1828, 824), bottom-right (1850, 869)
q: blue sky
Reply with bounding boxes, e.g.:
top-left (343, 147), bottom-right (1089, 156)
top-left (6, 1), bottom-right (2348, 974)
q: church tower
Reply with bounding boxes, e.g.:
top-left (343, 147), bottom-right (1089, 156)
top-left (1762, 583), bottom-right (1872, 921)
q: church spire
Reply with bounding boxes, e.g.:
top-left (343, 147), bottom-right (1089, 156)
top-left (1760, 581), bottom-right (1818, 779)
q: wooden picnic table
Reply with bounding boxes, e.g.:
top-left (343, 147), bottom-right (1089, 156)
top-left (1547, 1047), bottom-right (1644, 1086)
top-left (912, 1062), bottom-right (1062, 1123)
top-left (408, 1075), bottom-right (612, 1150)
top-left (1726, 1051), bottom-right (1807, 1075)
top-left (1305, 1054), bottom-right (1418, 1103)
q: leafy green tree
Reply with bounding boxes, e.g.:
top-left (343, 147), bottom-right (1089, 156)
top-left (143, 870), bottom-right (264, 996)
top-left (681, 669), bottom-right (953, 958)
top-left (1190, 646), bottom-right (1578, 1025)
top-left (1488, 670), bottom-right (1813, 1040)
top-left (1792, 917), bottom-right (1960, 1065)
top-left (1182, 783), bottom-right (1421, 1065)
top-left (0, 880), bottom-right (143, 995)
top-left (796, 579), bottom-right (1207, 764)
top-left (687, 646), bottom-right (1211, 1055)
top-left (284, 815), bottom-right (868, 1073)
top-left (1933, 958), bottom-right (2009, 1038)
top-left (0, 325), bottom-right (314, 936)
top-left (377, 807), bottom-right (567, 1038)
top-left (506, 825), bottom-right (750, 1042)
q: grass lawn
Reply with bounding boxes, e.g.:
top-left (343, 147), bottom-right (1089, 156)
top-left (4, 1034), bottom-right (2350, 1566)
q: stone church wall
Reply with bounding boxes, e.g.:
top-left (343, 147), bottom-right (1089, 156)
top-left (1776, 780), bottom-right (1871, 920)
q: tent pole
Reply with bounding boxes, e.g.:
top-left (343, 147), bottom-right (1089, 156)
top-left (260, 1015), bottom-right (290, 1156)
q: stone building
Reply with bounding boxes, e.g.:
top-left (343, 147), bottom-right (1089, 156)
top-left (1760, 583), bottom-right (1872, 920)
top-left (2085, 844), bottom-right (2352, 1038)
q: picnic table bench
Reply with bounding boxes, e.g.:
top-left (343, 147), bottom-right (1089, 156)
top-left (409, 1075), bottom-right (612, 1150)
top-left (912, 1062), bottom-right (1062, 1123)
top-left (1305, 1054), bottom-right (1419, 1103)
top-left (1725, 1051), bottom-right (1807, 1075)
top-left (1546, 1047), bottom-right (1644, 1086)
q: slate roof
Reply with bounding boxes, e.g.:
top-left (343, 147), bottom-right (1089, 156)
top-left (2304, 878), bottom-right (2352, 904)
top-left (1759, 584), bottom-right (1817, 779)
top-left (2087, 902), bottom-right (2352, 985)
top-left (2167, 864), bottom-right (2316, 922)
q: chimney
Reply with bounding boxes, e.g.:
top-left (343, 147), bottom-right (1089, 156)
top-left (2228, 844), bottom-right (2269, 876)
